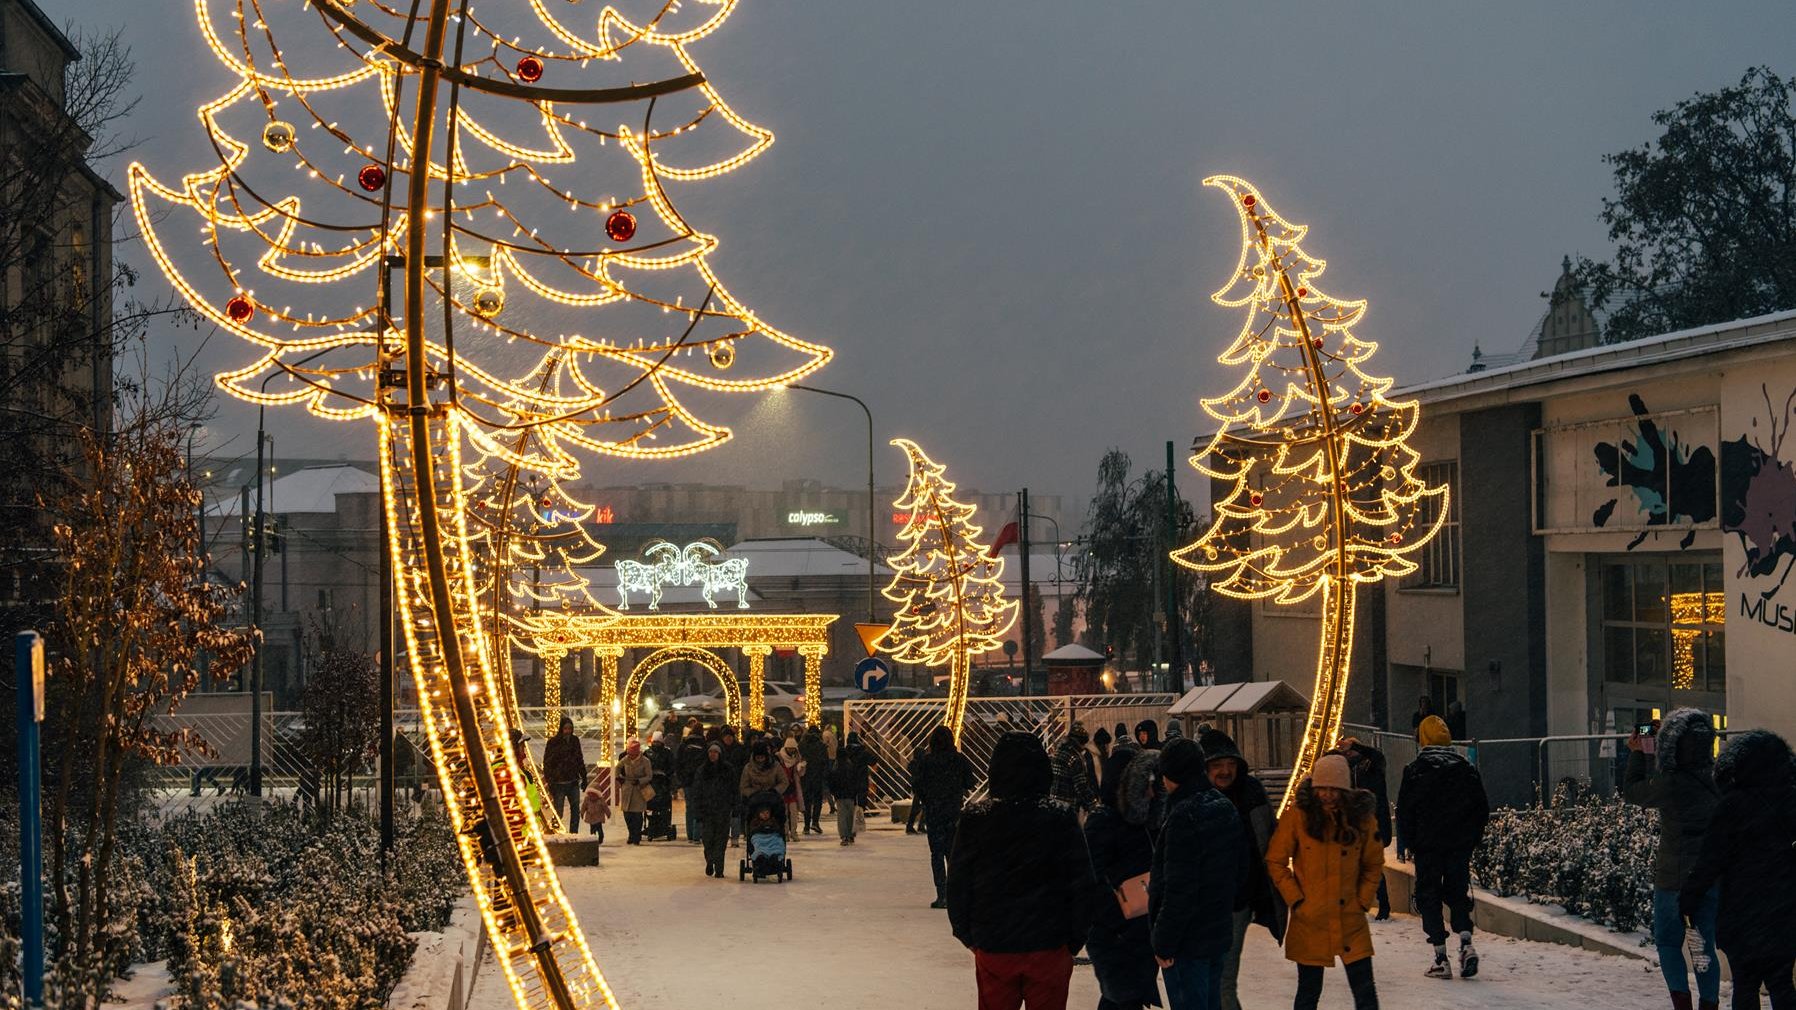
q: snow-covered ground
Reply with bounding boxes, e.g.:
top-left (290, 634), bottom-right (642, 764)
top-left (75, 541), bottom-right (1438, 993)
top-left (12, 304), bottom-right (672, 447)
top-left (466, 822), bottom-right (1674, 1010)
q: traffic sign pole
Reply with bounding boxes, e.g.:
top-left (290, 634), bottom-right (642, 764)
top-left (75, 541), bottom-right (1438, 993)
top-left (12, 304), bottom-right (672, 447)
top-left (17, 631), bottom-right (46, 1006)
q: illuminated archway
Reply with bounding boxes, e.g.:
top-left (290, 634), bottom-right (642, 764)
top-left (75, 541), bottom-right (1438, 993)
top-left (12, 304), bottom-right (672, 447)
top-left (623, 647), bottom-right (742, 740)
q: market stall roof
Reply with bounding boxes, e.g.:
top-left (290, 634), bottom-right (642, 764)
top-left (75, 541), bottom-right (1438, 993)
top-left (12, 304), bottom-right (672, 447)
top-left (1169, 680), bottom-right (1309, 716)
top-left (1041, 643), bottom-right (1104, 664)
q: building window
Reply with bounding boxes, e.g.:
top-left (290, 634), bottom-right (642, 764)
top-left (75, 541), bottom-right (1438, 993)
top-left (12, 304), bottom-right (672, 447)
top-left (1601, 556), bottom-right (1725, 703)
top-left (1411, 461), bottom-right (1459, 589)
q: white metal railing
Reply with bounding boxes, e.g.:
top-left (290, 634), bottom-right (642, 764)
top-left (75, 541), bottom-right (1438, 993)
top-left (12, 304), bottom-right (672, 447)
top-left (844, 694), bottom-right (1177, 814)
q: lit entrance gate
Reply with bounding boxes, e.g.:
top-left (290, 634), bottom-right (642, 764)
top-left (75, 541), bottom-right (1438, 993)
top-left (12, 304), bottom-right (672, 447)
top-left (524, 612), bottom-right (838, 761)
top-left (843, 694), bottom-right (1177, 815)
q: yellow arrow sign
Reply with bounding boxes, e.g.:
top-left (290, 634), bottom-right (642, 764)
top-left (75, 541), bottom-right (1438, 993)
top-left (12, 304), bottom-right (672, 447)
top-left (854, 622), bottom-right (892, 657)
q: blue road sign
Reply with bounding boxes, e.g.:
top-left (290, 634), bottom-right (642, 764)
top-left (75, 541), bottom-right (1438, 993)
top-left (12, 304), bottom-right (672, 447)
top-left (854, 656), bottom-right (892, 695)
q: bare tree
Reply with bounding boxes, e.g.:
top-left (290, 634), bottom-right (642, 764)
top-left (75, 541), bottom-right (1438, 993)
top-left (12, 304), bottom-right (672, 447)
top-left (39, 391), bottom-right (254, 997)
top-left (299, 615), bottom-right (380, 820)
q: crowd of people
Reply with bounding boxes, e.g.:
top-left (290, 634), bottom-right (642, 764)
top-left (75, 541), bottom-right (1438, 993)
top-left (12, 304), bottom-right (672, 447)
top-left (533, 714), bottom-right (882, 875)
top-left (534, 701), bottom-right (1796, 1010)
top-left (932, 716), bottom-right (1500, 1010)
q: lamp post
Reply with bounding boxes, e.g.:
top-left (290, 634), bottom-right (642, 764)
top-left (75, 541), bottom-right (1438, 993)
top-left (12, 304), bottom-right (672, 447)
top-left (783, 384), bottom-right (877, 624)
top-left (250, 348), bottom-right (333, 796)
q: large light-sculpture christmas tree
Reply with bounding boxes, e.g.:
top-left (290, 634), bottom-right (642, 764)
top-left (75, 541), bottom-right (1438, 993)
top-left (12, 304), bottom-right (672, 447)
top-left (881, 439), bottom-right (1018, 743)
top-left (130, 2), bottom-right (829, 1007)
top-left (1172, 176), bottom-right (1447, 811)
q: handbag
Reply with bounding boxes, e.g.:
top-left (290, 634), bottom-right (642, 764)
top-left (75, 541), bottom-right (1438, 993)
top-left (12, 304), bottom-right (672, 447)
top-left (639, 783), bottom-right (656, 803)
top-left (1115, 871), bottom-right (1151, 920)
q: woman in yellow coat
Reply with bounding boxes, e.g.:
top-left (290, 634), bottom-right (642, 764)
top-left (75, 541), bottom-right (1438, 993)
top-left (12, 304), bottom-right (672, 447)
top-left (1265, 753), bottom-right (1385, 1010)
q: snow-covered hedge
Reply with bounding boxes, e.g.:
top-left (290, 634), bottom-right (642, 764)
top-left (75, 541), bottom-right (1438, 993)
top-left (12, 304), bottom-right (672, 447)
top-left (1, 800), bottom-right (462, 1009)
top-left (1470, 785), bottom-right (1657, 934)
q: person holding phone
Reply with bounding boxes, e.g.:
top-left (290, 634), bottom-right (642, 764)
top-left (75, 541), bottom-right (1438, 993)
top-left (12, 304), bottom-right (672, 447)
top-left (1624, 709), bottom-right (1721, 1010)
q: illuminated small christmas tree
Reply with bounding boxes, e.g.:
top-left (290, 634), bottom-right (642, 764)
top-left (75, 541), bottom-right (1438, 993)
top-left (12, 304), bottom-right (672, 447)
top-left (1172, 176), bottom-right (1448, 809)
top-left (882, 439), bottom-right (1018, 742)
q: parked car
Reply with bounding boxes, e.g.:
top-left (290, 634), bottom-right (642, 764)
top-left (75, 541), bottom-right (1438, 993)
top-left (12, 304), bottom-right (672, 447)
top-left (671, 680), bottom-right (806, 723)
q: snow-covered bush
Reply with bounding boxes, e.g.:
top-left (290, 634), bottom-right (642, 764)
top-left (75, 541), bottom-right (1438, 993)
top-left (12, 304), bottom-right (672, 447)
top-left (2, 798), bottom-right (461, 1007)
top-left (1470, 784), bottom-right (1657, 933)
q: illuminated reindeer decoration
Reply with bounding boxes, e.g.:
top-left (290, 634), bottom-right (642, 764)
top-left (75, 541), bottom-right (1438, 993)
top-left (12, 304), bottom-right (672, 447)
top-left (615, 540), bottom-right (751, 611)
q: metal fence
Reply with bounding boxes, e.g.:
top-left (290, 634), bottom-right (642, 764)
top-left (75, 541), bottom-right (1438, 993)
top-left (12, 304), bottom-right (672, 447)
top-left (844, 694), bottom-right (1178, 815)
top-left (1339, 723), bottom-right (1744, 809)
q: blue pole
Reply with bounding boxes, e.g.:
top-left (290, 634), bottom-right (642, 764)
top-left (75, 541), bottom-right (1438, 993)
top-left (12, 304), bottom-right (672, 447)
top-left (16, 631), bottom-right (45, 1005)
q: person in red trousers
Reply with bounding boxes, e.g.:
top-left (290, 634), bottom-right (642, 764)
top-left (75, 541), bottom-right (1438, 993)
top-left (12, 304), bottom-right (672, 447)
top-left (948, 731), bottom-right (1101, 1010)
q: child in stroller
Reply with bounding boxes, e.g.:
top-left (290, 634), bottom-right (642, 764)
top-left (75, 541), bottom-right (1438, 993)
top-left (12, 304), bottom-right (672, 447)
top-left (740, 789), bottom-right (793, 882)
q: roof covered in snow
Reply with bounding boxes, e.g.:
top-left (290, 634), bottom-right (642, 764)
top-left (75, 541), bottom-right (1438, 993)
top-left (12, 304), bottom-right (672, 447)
top-left (725, 538), bottom-right (892, 579)
top-left (211, 465), bottom-right (380, 516)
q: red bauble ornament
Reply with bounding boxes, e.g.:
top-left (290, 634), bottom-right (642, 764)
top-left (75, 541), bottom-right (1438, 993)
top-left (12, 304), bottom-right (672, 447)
top-left (516, 56), bottom-right (544, 83)
top-left (357, 164), bottom-right (387, 192)
top-left (1242, 194), bottom-right (1256, 207)
top-left (1350, 402), bottom-right (1365, 415)
top-left (605, 208), bottom-right (637, 243)
top-left (1256, 389), bottom-right (1273, 403)
top-left (225, 296), bottom-right (255, 323)
top-left (1388, 532), bottom-right (1404, 545)
top-left (1311, 337), bottom-right (1324, 348)
top-left (1296, 287), bottom-right (1308, 297)
top-left (1249, 492), bottom-right (1264, 507)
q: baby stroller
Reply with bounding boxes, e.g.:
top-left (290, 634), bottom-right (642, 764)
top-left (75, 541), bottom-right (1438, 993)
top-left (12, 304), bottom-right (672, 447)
top-left (739, 789), bottom-right (793, 882)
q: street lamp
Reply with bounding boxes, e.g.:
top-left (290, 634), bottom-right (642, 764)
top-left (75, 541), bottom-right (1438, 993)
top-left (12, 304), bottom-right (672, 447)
top-left (782, 384), bottom-right (877, 624)
top-left (249, 346), bottom-right (333, 796)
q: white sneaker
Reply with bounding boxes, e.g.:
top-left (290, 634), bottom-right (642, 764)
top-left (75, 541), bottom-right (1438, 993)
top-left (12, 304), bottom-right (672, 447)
top-left (1458, 942), bottom-right (1479, 979)
top-left (1425, 951), bottom-right (1453, 980)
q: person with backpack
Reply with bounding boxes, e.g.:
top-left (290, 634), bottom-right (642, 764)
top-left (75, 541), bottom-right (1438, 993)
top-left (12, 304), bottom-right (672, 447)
top-left (1625, 708), bottom-right (1722, 1010)
top-left (1149, 737), bottom-right (1246, 1010)
top-left (1396, 715), bottom-right (1490, 980)
top-left (1679, 730), bottom-right (1796, 1010)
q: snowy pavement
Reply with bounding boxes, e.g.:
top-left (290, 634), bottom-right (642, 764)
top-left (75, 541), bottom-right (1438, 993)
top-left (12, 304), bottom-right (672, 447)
top-left (466, 823), bottom-right (1673, 1010)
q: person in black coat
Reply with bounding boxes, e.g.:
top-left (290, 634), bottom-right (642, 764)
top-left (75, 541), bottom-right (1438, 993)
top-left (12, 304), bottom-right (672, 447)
top-left (676, 726), bottom-right (708, 845)
top-left (913, 724), bottom-right (976, 908)
top-left (1134, 719), bottom-right (1162, 751)
top-left (1336, 735), bottom-right (1393, 920)
top-left (1084, 740), bottom-right (1161, 1010)
top-left (1150, 737), bottom-right (1246, 1010)
top-left (948, 731), bottom-right (1101, 1009)
top-left (541, 717), bottom-right (587, 833)
top-left (1199, 728), bottom-right (1282, 1010)
top-left (798, 725), bottom-right (829, 834)
top-left (690, 743), bottom-right (739, 878)
top-left (719, 726), bottom-right (749, 847)
top-left (831, 732), bottom-right (873, 844)
top-left (1680, 730), bottom-right (1796, 1010)
top-left (1397, 715), bottom-right (1490, 980)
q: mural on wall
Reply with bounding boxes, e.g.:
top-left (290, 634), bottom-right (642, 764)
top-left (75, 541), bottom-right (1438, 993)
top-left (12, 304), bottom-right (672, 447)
top-left (1591, 394), bottom-right (1718, 549)
top-left (1721, 384), bottom-right (1796, 603)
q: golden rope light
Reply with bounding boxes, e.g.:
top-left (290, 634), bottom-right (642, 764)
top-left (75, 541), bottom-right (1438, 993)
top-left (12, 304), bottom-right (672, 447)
top-left (880, 439), bottom-right (1018, 743)
top-left (129, 1), bottom-right (831, 1007)
top-left (1171, 176), bottom-right (1449, 812)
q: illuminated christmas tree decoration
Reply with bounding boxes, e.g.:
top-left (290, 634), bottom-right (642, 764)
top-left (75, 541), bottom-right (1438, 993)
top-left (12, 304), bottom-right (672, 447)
top-left (880, 439), bottom-right (1018, 743)
top-left (128, 0), bottom-right (833, 1006)
top-left (1171, 176), bottom-right (1449, 812)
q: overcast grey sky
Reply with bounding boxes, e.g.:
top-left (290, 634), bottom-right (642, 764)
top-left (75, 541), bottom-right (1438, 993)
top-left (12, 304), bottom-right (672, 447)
top-left (57, 0), bottom-right (1796, 517)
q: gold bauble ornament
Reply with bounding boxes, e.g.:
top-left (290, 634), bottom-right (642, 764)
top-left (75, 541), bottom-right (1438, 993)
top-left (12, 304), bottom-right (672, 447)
top-left (470, 287), bottom-right (504, 318)
top-left (262, 121), bottom-right (295, 153)
top-left (709, 340), bottom-right (735, 370)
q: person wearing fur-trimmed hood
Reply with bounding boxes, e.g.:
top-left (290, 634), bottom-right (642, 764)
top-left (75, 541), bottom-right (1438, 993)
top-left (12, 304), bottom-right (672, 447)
top-left (1624, 707), bottom-right (1721, 1010)
top-left (1678, 730), bottom-right (1796, 1009)
top-left (1265, 754), bottom-right (1385, 1010)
